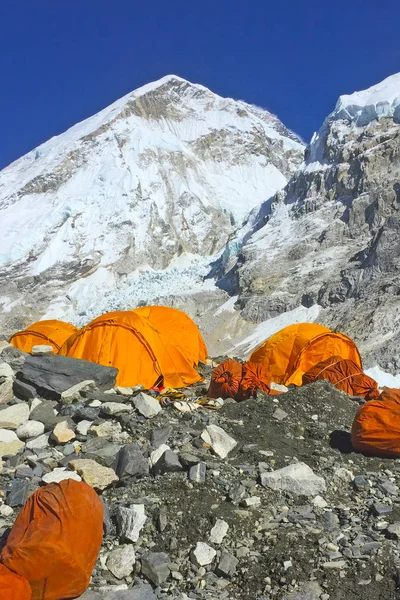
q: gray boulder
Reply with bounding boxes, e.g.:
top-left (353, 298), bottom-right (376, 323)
top-left (113, 443), bottom-right (149, 480)
top-left (16, 354), bottom-right (118, 400)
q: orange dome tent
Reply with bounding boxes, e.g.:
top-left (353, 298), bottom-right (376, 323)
top-left (249, 323), bottom-right (362, 386)
top-left (9, 320), bottom-right (78, 353)
top-left (133, 306), bottom-right (207, 365)
top-left (59, 310), bottom-right (203, 389)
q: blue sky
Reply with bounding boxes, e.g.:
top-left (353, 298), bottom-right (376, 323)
top-left (1, 0), bottom-right (399, 169)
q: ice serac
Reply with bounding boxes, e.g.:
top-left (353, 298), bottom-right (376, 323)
top-left (0, 75), bottom-right (303, 335)
top-left (232, 72), bottom-right (400, 369)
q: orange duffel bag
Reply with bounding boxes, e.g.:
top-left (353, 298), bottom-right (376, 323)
top-left (1, 479), bottom-right (103, 600)
top-left (208, 359), bottom-right (243, 399)
top-left (237, 361), bottom-right (271, 400)
top-left (351, 388), bottom-right (400, 457)
top-left (0, 563), bottom-right (31, 599)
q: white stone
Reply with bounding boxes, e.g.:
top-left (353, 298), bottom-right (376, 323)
top-left (0, 363), bottom-right (13, 378)
top-left (150, 444), bottom-right (170, 466)
top-left (68, 458), bottom-right (119, 491)
top-left (209, 519), bottom-right (229, 544)
top-left (101, 402), bottom-right (132, 416)
top-left (98, 584), bottom-right (128, 593)
top-left (0, 403), bottom-right (30, 429)
top-left (118, 504), bottom-right (147, 542)
top-left (270, 382), bottom-right (288, 393)
top-left (133, 393), bottom-right (162, 418)
top-left (243, 496), bottom-right (261, 507)
top-left (334, 468), bottom-right (354, 482)
top-left (0, 429), bottom-right (25, 456)
top-left (322, 561), bottom-right (347, 570)
top-left (0, 505), bottom-right (14, 517)
top-left (30, 398), bottom-right (42, 411)
top-left (115, 386), bottom-right (133, 396)
top-left (273, 408), bottom-right (288, 421)
top-left (313, 495), bottom-right (328, 508)
top-left (0, 378), bottom-right (14, 405)
top-left (26, 433), bottom-right (50, 450)
top-left (31, 345), bottom-right (54, 355)
top-left (76, 420), bottom-right (93, 436)
top-left (191, 542), bottom-right (216, 567)
top-left (88, 399), bottom-right (102, 407)
top-left (201, 425), bottom-right (237, 459)
top-left (60, 380), bottom-right (96, 405)
top-left (17, 420), bottom-right (45, 440)
top-left (261, 462), bottom-right (326, 496)
top-left (107, 545), bottom-right (136, 579)
top-left (42, 467), bottom-right (82, 484)
top-left (89, 421), bottom-right (122, 438)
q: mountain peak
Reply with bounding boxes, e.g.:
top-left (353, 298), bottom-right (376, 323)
top-left (333, 72), bottom-right (400, 126)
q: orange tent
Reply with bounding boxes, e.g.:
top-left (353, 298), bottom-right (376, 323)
top-left (302, 356), bottom-right (379, 400)
top-left (133, 306), bottom-right (207, 365)
top-left (1, 479), bottom-right (103, 600)
top-left (59, 310), bottom-right (202, 389)
top-left (9, 320), bottom-right (78, 353)
top-left (351, 389), bottom-right (400, 457)
top-left (249, 323), bottom-right (362, 386)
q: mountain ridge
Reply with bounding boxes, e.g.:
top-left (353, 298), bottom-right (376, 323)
top-left (0, 75), bottom-right (304, 342)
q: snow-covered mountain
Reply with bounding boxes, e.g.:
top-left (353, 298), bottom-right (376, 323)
top-left (229, 73), bottom-right (400, 369)
top-left (0, 75), bottom-right (303, 335)
top-left (3, 71), bottom-right (400, 371)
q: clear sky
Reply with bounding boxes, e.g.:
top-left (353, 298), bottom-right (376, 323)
top-left (1, 0), bottom-right (399, 169)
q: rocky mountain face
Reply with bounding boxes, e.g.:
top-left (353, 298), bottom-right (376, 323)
top-left (0, 75), bottom-right (303, 336)
top-left (229, 73), bottom-right (400, 369)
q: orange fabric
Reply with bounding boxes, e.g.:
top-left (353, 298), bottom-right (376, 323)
top-left (249, 323), bottom-right (362, 386)
top-left (302, 356), bottom-right (379, 400)
top-left (133, 306), bottom-right (207, 365)
top-left (0, 564), bottom-right (31, 599)
top-left (351, 389), bottom-right (400, 457)
top-left (208, 360), bottom-right (243, 399)
top-left (1, 480), bottom-right (103, 600)
top-left (9, 320), bottom-right (78, 353)
top-left (59, 310), bottom-right (202, 389)
top-left (237, 361), bottom-right (271, 400)
top-left (379, 388), bottom-right (400, 403)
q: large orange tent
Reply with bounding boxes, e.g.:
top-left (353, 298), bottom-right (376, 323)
top-left (133, 305), bottom-right (207, 365)
top-left (59, 310), bottom-right (202, 389)
top-left (249, 323), bottom-right (362, 386)
top-left (9, 320), bottom-right (78, 353)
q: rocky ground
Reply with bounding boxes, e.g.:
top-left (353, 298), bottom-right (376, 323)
top-left (1, 343), bottom-right (400, 600)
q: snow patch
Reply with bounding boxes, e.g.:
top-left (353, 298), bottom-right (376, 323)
top-left (364, 366), bottom-right (400, 390)
top-left (230, 304), bottom-right (320, 358)
top-left (214, 295), bottom-right (239, 316)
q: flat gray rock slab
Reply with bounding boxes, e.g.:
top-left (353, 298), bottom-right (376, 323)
top-left (16, 354), bottom-right (118, 400)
